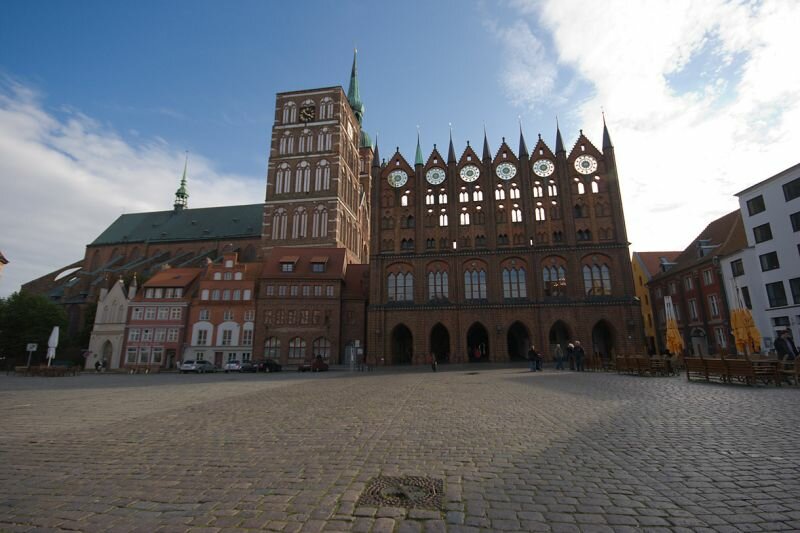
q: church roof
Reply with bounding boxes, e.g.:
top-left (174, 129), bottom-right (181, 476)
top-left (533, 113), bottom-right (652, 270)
top-left (90, 204), bottom-right (263, 246)
top-left (0, 250), bottom-right (7, 265)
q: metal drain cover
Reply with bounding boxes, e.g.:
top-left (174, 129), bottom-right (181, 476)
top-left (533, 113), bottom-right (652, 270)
top-left (357, 476), bottom-right (443, 510)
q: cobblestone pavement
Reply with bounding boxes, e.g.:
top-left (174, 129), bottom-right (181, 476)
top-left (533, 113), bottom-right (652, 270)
top-left (1, 367), bottom-right (799, 532)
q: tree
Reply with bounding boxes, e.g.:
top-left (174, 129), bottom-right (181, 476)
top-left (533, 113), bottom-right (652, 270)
top-left (0, 291), bottom-right (67, 366)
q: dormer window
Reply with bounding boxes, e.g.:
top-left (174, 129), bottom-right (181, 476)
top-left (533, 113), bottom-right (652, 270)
top-left (281, 263), bottom-right (294, 273)
top-left (280, 256), bottom-right (299, 273)
top-left (225, 259), bottom-right (233, 268)
top-left (311, 256), bottom-right (328, 273)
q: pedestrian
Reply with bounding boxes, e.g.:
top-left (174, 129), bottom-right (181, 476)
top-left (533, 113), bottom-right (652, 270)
top-left (554, 344), bottom-right (564, 370)
top-left (573, 340), bottom-right (586, 372)
top-left (528, 345), bottom-right (542, 372)
top-left (94, 360), bottom-right (101, 372)
top-left (430, 352), bottom-right (438, 372)
top-left (567, 343), bottom-right (575, 370)
top-left (774, 330), bottom-right (799, 360)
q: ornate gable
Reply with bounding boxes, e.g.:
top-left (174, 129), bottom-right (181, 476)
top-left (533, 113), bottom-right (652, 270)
top-left (424, 146), bottom-right (446, 170)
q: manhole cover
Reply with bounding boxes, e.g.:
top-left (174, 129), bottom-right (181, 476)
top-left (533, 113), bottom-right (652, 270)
top-left (357, 476), bottom-right (443, 510)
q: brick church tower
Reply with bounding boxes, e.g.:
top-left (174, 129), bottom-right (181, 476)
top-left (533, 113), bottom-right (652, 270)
top-left (261, 51), bottom-right (373, 265)
top-left (367, 120), bottom-right (643, 365)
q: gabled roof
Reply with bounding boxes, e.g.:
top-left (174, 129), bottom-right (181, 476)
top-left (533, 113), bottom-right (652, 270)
top-left (633, 251), bottom-right (681, 279)
top-left (649, 210), bottom-right (744, 282)
top-left (144, 268), bottom-right (202, 288)
top-left (260, 247), bottom-right (347, 280)
top-left (90, 204), bottom-right (263, 246)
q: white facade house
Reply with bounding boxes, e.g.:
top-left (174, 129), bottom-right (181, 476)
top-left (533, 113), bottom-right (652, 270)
top-left (87, 277), bottom-right (136, 369)
top-left (729, 162), bottom-right (800, 349)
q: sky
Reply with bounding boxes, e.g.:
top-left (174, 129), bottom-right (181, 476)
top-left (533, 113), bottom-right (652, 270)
top-left (1, 0), bottom-right (799, 297)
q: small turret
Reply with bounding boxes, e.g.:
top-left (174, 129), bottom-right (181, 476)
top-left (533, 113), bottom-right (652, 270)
top-left (174, 152), bottom-right (189, 212)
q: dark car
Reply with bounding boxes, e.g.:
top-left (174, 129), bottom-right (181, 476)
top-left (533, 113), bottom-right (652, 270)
top-left (239, 361), bottom-right (257, 372)
top-left (256, 359), bottom-right (282, 373)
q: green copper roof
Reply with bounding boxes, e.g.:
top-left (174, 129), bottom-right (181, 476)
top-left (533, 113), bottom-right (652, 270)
top-left (415, 133), bottom-right (424, 166)
top-left (90, 204), bottom-right (264, 246)
top-left (360, 129), bottom-right (372, 149)
top-left (174, 154), bottom-right (189, 210)
top-left (347, 50), bottom-right (364, 123)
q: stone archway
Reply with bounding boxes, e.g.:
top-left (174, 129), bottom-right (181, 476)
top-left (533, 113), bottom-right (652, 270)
top-left (102, 340), bottom-right (113, 367)
top-left (467, 323), bottom-right (490, 362)
top-left (507, 321), bottom-right (530, 361)
top-left (549, 320), bottom-right (571, 352)
top-left (429, 323), bottom-right (450, 363)
top-left (591, 320), bottom-right (616, 358)
top-left (391, 324), bottom-right (413, 365)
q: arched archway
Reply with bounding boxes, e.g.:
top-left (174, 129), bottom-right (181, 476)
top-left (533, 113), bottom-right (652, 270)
top-left (467, 323), bottom-right (489, 362)
top-left (391, 324), bottom-right (413, 365)
top-left (507, 321), bottom-right (530, 361)
top-left (429, 323), bottom-right (450, 363)
top-left (591, 320), bottom-right (616, 358)
top-left (549, 320), bottom-right (572, 352)
top-left (102, 340), bottom-right (113, 366)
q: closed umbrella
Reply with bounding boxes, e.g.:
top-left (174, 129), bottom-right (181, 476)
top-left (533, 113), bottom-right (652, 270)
top-left (664, 296), bottom-right (684, 356)
top-left (46, 326), bottom-right (59, 367)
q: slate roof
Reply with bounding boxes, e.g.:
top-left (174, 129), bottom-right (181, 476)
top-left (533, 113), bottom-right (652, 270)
top-left (143, 268), bottom-right (202, 288)
top-left (260, 247), bottom-right (347, 280)
top-left (633, 251), bottom-right (681, 279)
top-left (90, 204), bottom-right (263, 246)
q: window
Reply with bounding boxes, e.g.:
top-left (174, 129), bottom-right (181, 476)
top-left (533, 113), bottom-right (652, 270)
top-left (439, 213), bottom-right (448, 227)
top-left (157, 307), bottom-right (169, 320)
top-left (311, 262), bottom-right (325, 273)
top-left (244, 310), bottom-right (255, 321)
top-left (464, 269), bottom-right (487, 300)
top-left (427, 270), bottom-right (449, 300)
top-left (167, 328), bottom-right (179, 342)
top-left (278, 285), bottom-right (287, 296)
top-left (223, 310), bottom-right (233, 321)
top-left (201, 289), bottom-right (209, 300)
top-left (669, 281), bottom-right (677, 295)
top-left (387, 272), bottom-right (414, 302)
top-left (791, 211), bottom-right (800, 232)
top-left (212, 289), bottom-right (220, 300)
top-left (688, 299), bottom-right (698, 321)
top-left (223, 272), bottom-right (232, 281)
top-left (790, 278), bottom-right (800, 305)
top-left (460, 212), bottom-right (470, 225)
top-left (783, 177), bottom-right (800, 201)
top-left (264, 337), bottom-right (280, 358)
top-left (242, 328), bottom-right (253, 346)
top-left (155, 328), bottom-right (166, 342)
top-left (141, 328), bottom-right (153, 342)
top-left (714, 327), bottom-right (727, 349)
top-left (288, 337), bottom-right (306, 359)
top-left (730, 259), bottom-right (744, 277)
top-left (154, 288), bottom-right (163, 299)
top-left (281, 262), bottom-right (294, 272)
top-left (472, 190), bottom-right (483, 201)
top-left (169, 307), bottom-right (181, 319)
top-left (312, 337), bottom-right (331, 359)
top-left (213, 272), bottom-right (222, 281)
top-left (233, 289), bottom-right (241, 300)
top-left (145, 288), bottom-right (154, 298)
top-left (746, 195), bottom-right (765, 215)
top-left (326, 285), bottom-right (334, 297)
top-left (272, 208), bottom-right (288, 239)
top-left (702, 270), bottom-right (713, 285)
top-left (144, 307), bottom-right (156, 320)
top-left (128, 328), bottom-right (140, 342)
top-left (741, 286), bottom-right (752, 309)
top-left (684, 277), bottom-right (693, 291)
top-left (583, 264), bottom-right (612, 296)
top-left (243, 289), bottom-right (251, 300)
top-left (152, 348), bottom-right (163, 364)
top-left (753, 223), bottom-right (773, 243)
top-left (195, 352), bottom-right (205, 361)
top-left (759, 251), bottom-right (780, 271)
top-left (290, 285), bottom-right (298, 296)
top-left (139, 347), bottom-right (150, 364)
top-left (196, 329), bottom-right (208, 346)
top-left (502, 267), bottom-right (527, 299)
top-left (199, 309), bottom-right (209, 321)
top-left (266, 285), bottom-right (274, 296)
top-left (542, 265), bottom-right (567, 297)
top-left (234, 272), bottom-right (242, 281)
top-left (314, 285), bottom-right (322, 296)
top-left (126, 348), bottom-right (137, 363)
top-left (291, 207), bottom-right (308, 238)
top-left (708, 294), bottom-right (720, 317)
top-left (302, 285), bottom-right (310, 296)
top-left (221, 330), bottom-right (232, 346)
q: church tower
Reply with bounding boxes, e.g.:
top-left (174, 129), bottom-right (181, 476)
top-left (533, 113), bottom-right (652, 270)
top-left (261, 52), bottom-right (372, 264)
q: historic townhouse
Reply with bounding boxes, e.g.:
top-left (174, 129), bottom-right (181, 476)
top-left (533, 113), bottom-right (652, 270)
top-left (185, 252), bottom-right (258, 367)
top-left (631, 251), bottom-right (680, 354)
top-left (86, 276), bottom-right (136, 370)
top-left (121, 268), bottom-right (201, 371)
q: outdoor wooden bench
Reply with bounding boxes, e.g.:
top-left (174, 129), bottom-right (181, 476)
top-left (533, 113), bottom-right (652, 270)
top-left (685, 357), bottom-right (708, 381)
top-left (723, 358), bottom-right (757, 385)
top-left (778, 358), bottom-right (799, 385)
top-left (615, 356), bottom-right (630, 374)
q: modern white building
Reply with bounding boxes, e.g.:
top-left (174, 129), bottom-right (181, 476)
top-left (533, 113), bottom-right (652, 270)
top-left (725, 163), bottom-right (800, 350)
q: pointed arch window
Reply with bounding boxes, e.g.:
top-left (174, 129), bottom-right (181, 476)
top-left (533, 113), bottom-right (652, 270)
top-left (271, 208), bottom-right (287, 240)
top-left (533, 183), bottom-right (543, 197)
top-left (312, 337), bottom-right (331, 359)
top-left (279, 131), bottom-right (294, 155)
top-left (319, 97), bottom-right (334, 120)
top-left (387, 271), bottom-right (414, 302)
top-left (511, 206), bottom-right (523, 223)
top-left (312, 205), bottom-right (328, 238)
top-left (583, 264), bottom-right (612, 296)
top-left (510, 186), bottom-right (520, 199)
top-left (291, 207), bottom-right (308, 238)
top-left (439, 213), bottom-right (448, 227)
top-left (472, 189), bottom-right (483, 202)
top-left (495, 188), bottom-right (506, 200)
top-left (464, 268), bottom-right (487, 300)
top-left (295, 161), bottom-right (310, 192)
top-left (459, 191), bottom-right (469, 203)
top-left (314, 160), bottom-right (330, 190)
top-left (288, 337), bottom-right (306, 359)
top-left (298, 129), bottom-right (313, 153)
top-left (427, 269), bottom-right (449, 300)
top-left (591, 181), bottom-right (599, 194)
top-left (460, 212), bottom-right (470, 225)
top-left (547, 181), bottom-right (558, 196)
top-left (502, 267), bottom-right (527, 299)
top-left (282, 102), bottom-right (297, 124)
top-left (535, 206), bottom-right (546, 221)
top-left (426, 193), bottom-right (435, 205)
top-left (264, 337), bottom-right (280, 358)
top-left (318, 128), bottom-right (332, 151)
top-left (276, 163), bottom-right (291, 194)
top-left (438, 192), bottom-right (448, 203)
top-left (543, 265), bottom-right (567, 296)
top-left (577, 181), bottom-right (586, 195)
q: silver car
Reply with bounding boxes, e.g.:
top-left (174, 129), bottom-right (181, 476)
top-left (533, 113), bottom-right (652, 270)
top-left (180, 360), bottom-right (216, 373)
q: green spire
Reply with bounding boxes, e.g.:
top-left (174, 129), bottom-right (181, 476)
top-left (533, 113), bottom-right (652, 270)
top-left (174, 152), bottom-right (189, 211)
top-left (415, 130), bottom-right (423, 166)
top-left (347, 49), bottom-right (365, 124)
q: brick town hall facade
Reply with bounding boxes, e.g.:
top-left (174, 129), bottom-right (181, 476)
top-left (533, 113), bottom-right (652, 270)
top-left (23, 54), bottom-right (643, 368)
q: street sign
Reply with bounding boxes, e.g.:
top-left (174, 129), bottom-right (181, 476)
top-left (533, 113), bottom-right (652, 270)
top-left (26, 343), bottom-right (38, 352)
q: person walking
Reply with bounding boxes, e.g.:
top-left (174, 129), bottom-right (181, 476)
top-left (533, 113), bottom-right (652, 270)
top-left (554, 344), bottom-right (564, 370)
top-left (430, 352), bottom-right (438, 372)
top-left (567, 343), bottom-right (575, 371)
top-left (527, 346), bottom-right (541, 372)
top-left (573, 341), bottom-right (586, 372)
top-left (775, 330), bottom-right (799, 360)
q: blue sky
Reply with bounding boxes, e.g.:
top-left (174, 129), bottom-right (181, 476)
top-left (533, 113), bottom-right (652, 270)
top-left (2, 0), bottom-right (800, 297)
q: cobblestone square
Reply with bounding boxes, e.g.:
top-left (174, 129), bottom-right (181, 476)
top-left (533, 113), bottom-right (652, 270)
top-left (1, 368), bottom-right (799, 532)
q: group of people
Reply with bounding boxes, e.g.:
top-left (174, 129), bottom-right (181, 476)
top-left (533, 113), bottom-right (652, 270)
top-left (774, 329), bottom-right (799, 360)
top-left (527, 341), bottom-right (586, 372)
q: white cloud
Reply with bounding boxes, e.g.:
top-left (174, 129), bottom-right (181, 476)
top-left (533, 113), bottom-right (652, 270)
top-left (0, 79), bottom-right (263, 297)
top-left (504, 0), bottom-right (800, 251)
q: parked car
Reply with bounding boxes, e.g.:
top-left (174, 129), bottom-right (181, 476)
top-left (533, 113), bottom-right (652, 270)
top-left (256, 359), bottom-right (282, 373)
top-left (299, 355), bottom-right (329, 372)
top-left (180, 360), bottom-right (216, 373)
top-left (224, 360), bottom-right (242, 373)
top-left (239, 361), bottom-right (257, 372)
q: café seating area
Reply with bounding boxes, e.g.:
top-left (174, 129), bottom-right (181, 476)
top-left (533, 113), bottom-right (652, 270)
top-left (684, 354), bottom-right (799, 386)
